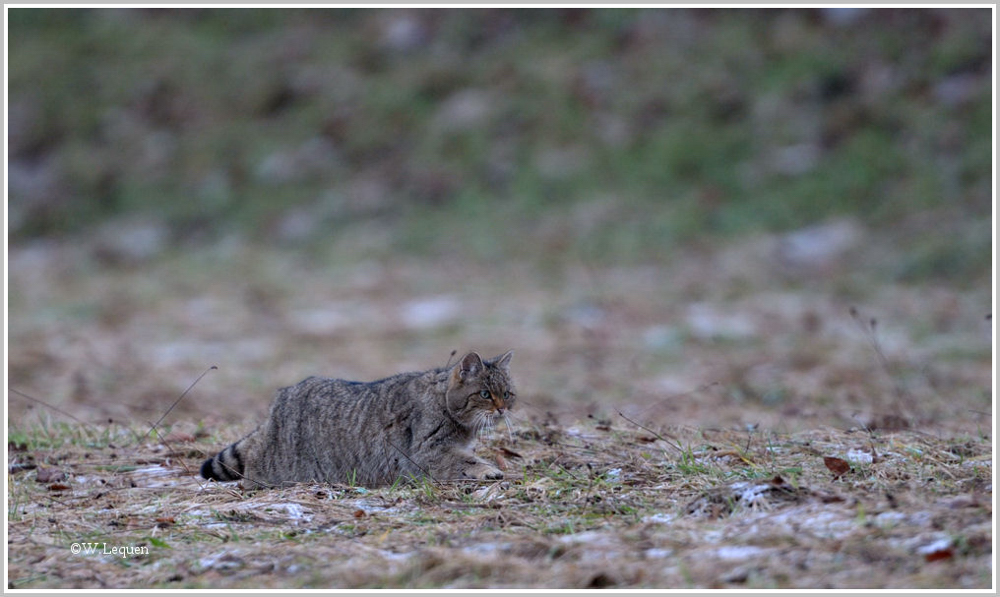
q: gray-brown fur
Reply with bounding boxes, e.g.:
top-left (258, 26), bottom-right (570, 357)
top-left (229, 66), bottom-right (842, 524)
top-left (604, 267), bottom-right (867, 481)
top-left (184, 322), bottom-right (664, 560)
top-left (200, 351), bottom-right (515, 489)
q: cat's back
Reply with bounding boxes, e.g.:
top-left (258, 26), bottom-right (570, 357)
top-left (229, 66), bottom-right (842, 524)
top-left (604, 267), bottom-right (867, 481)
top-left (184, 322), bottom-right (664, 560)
top-left (271, 370), bottom-right (431, 414)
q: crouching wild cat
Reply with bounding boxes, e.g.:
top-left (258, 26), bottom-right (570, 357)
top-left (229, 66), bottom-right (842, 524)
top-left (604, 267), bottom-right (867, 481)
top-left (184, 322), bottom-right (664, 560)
top-left (201, 351), bottom-right (515, 489)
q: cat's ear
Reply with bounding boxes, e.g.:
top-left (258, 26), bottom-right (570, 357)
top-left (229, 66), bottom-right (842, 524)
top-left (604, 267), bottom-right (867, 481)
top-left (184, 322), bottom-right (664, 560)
top-left (493, 350), bottom-right (513, 371)
top-left (457, 352), bottom-right (485, 379)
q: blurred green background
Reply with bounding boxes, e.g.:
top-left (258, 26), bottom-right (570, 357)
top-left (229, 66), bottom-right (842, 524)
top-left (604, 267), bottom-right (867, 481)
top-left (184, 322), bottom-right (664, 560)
top-left (7, 7), bottom-right (992, 283)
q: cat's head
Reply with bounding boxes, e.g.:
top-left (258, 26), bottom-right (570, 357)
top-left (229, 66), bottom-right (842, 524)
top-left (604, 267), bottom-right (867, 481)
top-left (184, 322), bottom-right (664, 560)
top-left (445, 350), bottom-right (516, 430)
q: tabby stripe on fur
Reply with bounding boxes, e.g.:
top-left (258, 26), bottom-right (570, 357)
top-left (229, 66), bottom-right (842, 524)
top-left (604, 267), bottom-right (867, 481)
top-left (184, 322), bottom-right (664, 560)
top-left (200, 433), bottom-right (252, 481)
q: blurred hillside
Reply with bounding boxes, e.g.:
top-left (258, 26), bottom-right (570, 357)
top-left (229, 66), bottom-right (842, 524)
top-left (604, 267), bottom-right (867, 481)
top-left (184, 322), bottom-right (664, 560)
top-left (7, 7), bottom-right (993, 283)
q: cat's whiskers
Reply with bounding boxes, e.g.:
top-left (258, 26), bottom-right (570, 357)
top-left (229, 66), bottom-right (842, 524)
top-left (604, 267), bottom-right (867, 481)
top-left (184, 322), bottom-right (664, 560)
top-left (501, 408), bottom-right (522, 428)
top-left (486, 410), bottom-right (501, 438)
top-left (472, 410), bottom-right (490, 439)
top-left (501, 412), bottom-right (514, 444)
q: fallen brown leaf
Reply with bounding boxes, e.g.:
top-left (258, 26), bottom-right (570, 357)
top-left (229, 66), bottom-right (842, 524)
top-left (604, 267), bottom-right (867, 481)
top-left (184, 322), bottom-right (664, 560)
top-left (924, 548), bottom-right (954, 562)
top-left (500, 447), bottom-right (523, 459)
top-left (161, 432), bottom-right (197, 444)
top-left (36, 468), bottom-right (67, 484)
top-left (155, 517), bottom-right (176, 528)
top-left (823, 457), bottom-right (850, 478)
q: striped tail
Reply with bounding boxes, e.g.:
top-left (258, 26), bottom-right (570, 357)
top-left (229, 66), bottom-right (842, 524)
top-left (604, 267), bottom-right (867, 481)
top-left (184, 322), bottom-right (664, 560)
top-left (200, 440), bottom-right (246, 482)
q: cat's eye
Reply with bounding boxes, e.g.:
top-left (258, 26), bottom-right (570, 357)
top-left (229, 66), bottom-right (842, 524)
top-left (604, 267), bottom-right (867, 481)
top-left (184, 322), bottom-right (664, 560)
top-left (503, 391), bottom-right (509, 399)
top-left (480, 390), bottom-right (491, 399)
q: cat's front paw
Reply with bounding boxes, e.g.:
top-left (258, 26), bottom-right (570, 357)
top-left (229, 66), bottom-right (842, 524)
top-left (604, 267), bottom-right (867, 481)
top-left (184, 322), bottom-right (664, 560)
top-left (463, 462), bottom-right (504, 481)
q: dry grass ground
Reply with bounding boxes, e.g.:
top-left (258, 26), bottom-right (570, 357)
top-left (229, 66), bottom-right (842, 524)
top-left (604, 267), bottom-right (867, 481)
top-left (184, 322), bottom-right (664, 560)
top-left (6, 419), bottom-right (993, 589)
top-left (6, 233), bottom-right (993, 590)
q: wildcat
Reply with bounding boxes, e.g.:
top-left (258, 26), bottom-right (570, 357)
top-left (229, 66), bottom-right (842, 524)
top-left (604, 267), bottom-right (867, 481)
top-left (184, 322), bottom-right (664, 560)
top-left (200, 351), bottom-right (515, 489)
